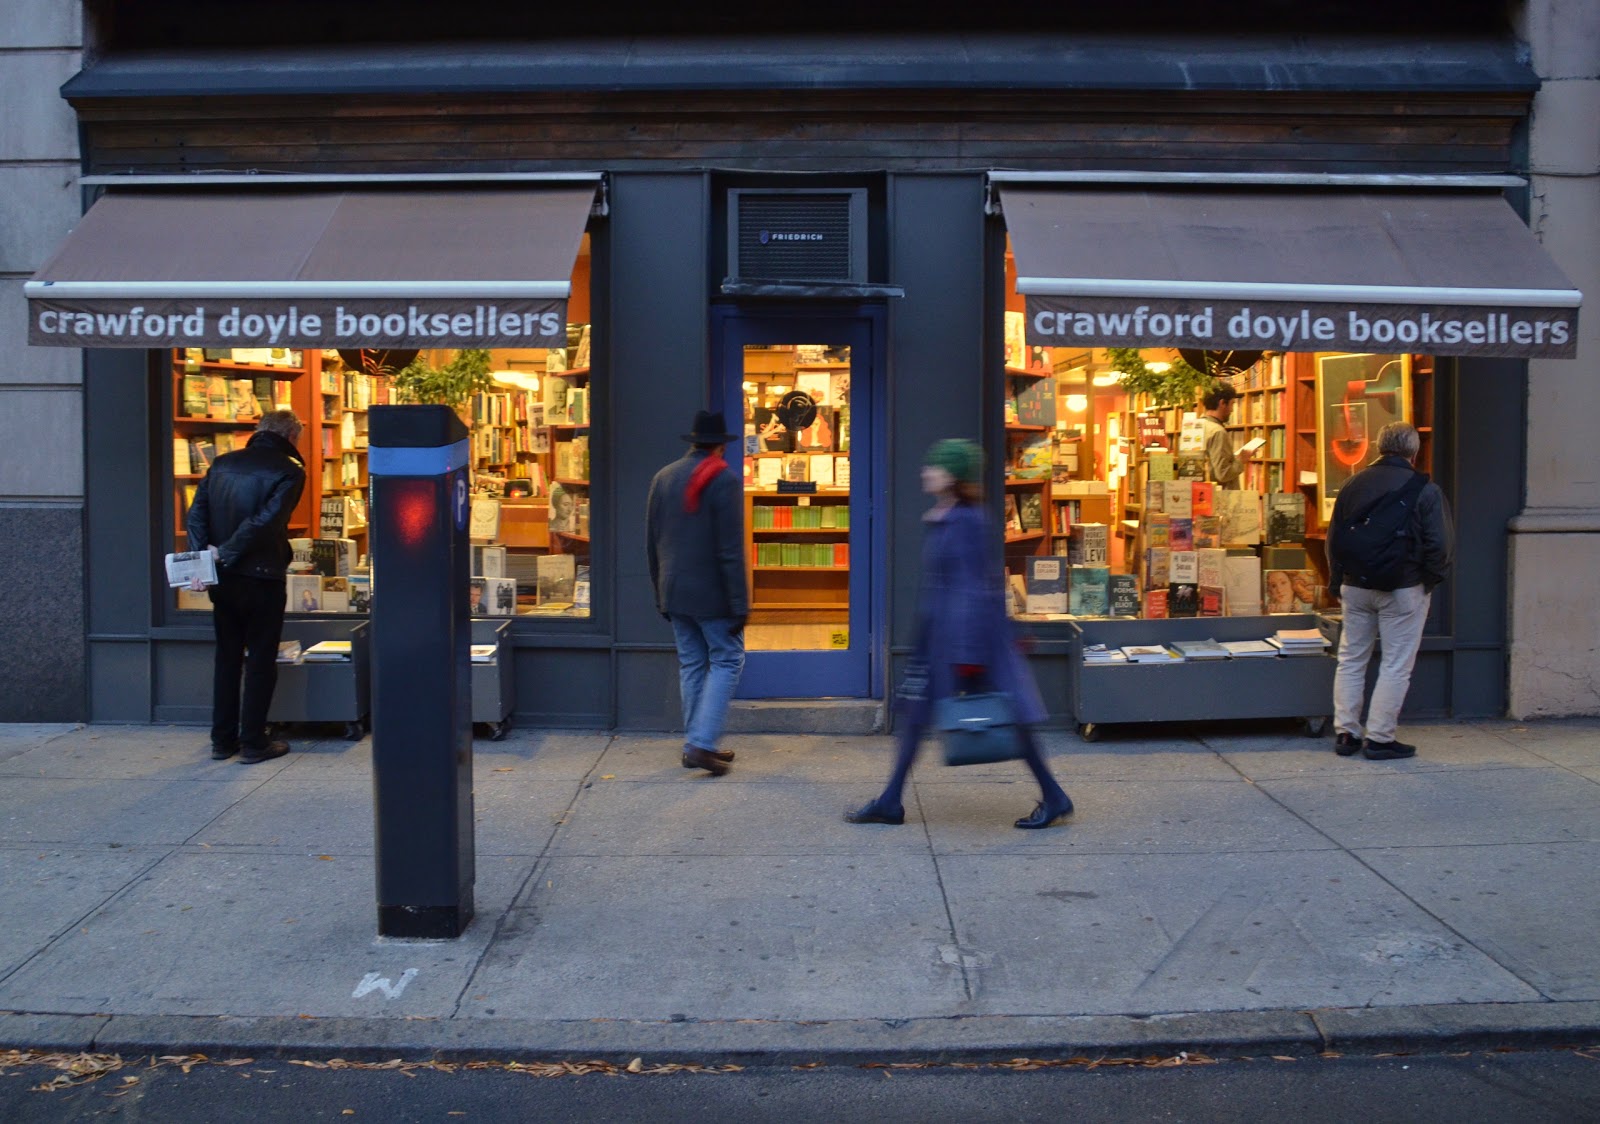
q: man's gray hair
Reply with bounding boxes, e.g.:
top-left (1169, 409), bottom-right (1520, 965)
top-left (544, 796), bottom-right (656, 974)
top-left (1376, 421), bottom-right (1421, 460)
top-left (257, 409), bottom-right (303, 439)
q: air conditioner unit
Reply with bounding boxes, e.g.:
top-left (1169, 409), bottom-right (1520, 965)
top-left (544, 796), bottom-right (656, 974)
top-left (727, 188), bottom-right (867, 283)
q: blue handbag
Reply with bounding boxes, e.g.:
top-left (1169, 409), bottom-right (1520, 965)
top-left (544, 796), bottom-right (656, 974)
top-left (934, 691), bottom-right (1023, 766)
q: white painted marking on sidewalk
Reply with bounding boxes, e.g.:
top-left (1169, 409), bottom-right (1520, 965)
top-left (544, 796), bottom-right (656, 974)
top-left (352, 968), bottom-right (419, 1000)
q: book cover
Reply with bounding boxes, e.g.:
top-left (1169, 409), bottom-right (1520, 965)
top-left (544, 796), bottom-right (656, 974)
top-left (1014, 377), bottom-right (1057, 427)
top-left (205, 375), bottom-right (230, 419)
top-left (1167, 581), bottom-right (1199, 617)
top-left (1191, 481), bottom-right (1215, 516)
top-left (1109, 573), bottom-right (1141, 617)
top-left (1264, 569), bottom-right (1318, 613)
top-left (1266, 493), bottom-right (1307, 545)
top-left (1145, 480), bottom-right (1165, 513)
top-left (1144, 547), bottom-right (1171, 589)
top-left (347, 574), bottom-right (372, 613)
top-left (173, 438), bottom-right (192, 476)
top-left (1193, 515), bottom-right (1221, 549)
top-left (321, 576), bottom-right (350, 613)
top-left (1142, 588), bottom-right (1169, 618)
top-left (470, 496), bottom-right (502, 542)
top-left (1013, 435), bottom-right (1052, 479)
top-left (1024, 556), bottom-right (1069, 615)
top-left (1069, 565), bottom-right (1110, 616)
top-left (1214, 490), bottom-right (1263, 545)
top-left (310, 538), bottom-right (353, 577)
top-left (472, 545), bottom-right (508, 578)
top-left (1164, 483), bottom-right (1193, 519)
top-left (486, 576), bottom-right (519, 616)
top-left (1144, 512), bottom-right (1170, 548)
top-left (1174, 454), bottom-right (1207, 480)
top-left (287, 574), bottom-right (322, 612)
top-left (1145, 453), bottom-right (1175, 481)
top-left (181, 375), bottom-right (208, 416)
top-left (1003, 493), bottom-right (1022, 532)
top-left (1169, 517), bottom-right (1194, 552)
top-left (1196, 547), bottom-right (1228, 589)
top-left (1068, 523), bottom-right (1109, 565)
top-left (1198, 584), bottom-right (1225, 616)
top-left (1018, 491), bottom-right (1044, 533)
top-left (468, 577), bottom-right (489, 615)
top-left (1222, 554), bottom-right (1264, 616)
top-left (1169, 550), bottom-right (1199, 585)
top-left (536, 553), bottom-right (577, 607)
top-left (228, 379), bottom-right (260, 421)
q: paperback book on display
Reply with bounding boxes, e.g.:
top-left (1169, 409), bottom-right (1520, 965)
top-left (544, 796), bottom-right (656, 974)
top-left (1024, 556), bottom-right (1069, 615)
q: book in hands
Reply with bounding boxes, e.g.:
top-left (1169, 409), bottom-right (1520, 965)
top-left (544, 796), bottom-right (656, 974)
top-left (1237, 437), bottom-right (1267, 455)
top-left (164, 550), bottom-right (218, 588)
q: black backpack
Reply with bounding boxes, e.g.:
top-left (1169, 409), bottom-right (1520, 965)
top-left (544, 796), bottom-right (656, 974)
top-left (1332, 471), bottom-right (1429, 591)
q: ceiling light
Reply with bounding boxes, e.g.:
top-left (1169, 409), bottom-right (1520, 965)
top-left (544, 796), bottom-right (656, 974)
top-left (1065, 394), bottom-right (1089, 413)
top-left (1092, 371), bottom-right (1123, 386)
top-left (1145, 361), bottom-right (1172, 373)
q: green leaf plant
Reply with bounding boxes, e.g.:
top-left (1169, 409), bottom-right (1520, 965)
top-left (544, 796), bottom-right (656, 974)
top-left (1104, 347), bottom-right (1220, 409)
top-left (391, 349), bottom-right (495, 412)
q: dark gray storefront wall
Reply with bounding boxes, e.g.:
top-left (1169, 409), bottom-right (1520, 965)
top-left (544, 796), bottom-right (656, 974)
top-left (0, 505), bottom-right (86, 721)
top-left (613, 173), bottom-right (712, 731)
top-left (85, 347), bottom-right (155, 721)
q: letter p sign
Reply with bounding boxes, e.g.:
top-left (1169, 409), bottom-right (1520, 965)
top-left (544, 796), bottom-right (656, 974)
top-left (452, 470), bottom-right (469, 532)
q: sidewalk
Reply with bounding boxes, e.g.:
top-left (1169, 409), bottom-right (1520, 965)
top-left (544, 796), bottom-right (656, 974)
top-left (0, 718), bottom-right (1596, 1062)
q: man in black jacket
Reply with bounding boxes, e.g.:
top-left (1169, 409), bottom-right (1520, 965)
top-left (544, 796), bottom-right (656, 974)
top-left (1326, 421), bottom-right (1454, 761)
top-left (646, 410), bottom-right (749, 775)
top-left (186, 410), bottom-right (307, 763)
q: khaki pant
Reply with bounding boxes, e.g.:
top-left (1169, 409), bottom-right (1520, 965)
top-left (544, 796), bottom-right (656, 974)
top-left (1334, 584), bottom-right (1431, 743)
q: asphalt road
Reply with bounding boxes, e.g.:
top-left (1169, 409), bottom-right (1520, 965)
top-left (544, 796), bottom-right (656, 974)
top-left (1, 1047), bottom-right (1596, 1122)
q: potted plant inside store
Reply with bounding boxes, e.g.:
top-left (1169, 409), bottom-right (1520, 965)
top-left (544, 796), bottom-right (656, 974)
top-left (1105, 347), bottom-right (1219, 407)
top-left (390, 349), bottom-right (495, 412)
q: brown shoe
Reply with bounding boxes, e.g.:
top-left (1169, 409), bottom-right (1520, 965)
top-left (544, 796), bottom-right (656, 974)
top-left (681, 746), bottom-right (735, 768)
top-left (681, 746), bottom-right (730, 776)
top-left (238, 740), bottom-right (290, 764)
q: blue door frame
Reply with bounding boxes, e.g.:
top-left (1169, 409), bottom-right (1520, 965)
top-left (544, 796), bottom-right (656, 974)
top-left (710, 305), bottom-right (884, 699)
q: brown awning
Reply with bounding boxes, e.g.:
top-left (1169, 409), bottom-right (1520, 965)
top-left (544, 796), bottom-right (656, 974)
top-left (25, 184), bottom-right (597, 348)
top-left (1000, 186), bottom-right (1581, 359)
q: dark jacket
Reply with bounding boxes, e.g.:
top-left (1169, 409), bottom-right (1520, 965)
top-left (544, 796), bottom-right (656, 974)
top-left (186, 430), bottom-right (306, 581)
top-left (910, 502), bottom-right (1046, 727)
top-left (646, 448), bottom-right (748, 620)
top-left (1325, 454), bottom-right (1454, 592)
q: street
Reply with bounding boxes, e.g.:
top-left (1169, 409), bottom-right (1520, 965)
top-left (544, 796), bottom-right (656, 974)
top-left (0, 1046), bottom-right (1596, 1122)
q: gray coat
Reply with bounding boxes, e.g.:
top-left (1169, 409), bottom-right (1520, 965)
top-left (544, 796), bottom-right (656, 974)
top-left (646, 449), bottom-right (749, 620)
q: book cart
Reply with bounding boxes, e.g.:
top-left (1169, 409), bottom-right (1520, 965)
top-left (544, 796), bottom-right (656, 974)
top-left (1063, 613), bottom-right (1337, 741)
top-left (269, 619), bottom-right (371, 740)
top-left (471, 618), bottom-right (515, 740)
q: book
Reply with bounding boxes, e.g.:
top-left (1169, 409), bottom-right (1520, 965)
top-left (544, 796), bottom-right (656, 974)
top-left (1164, 483), bottom-right (1193, 518)
top-left (1264, 569), bottom-right (1318, 613)
top-left (1196, 548), bottom-right (1228, 589)
top-left (1018, 491), bottom-right (1044, 533)
top-left (347, 574), bottom-right (372, 613)
top-left (1145, 453), bottom-right (1175, 481)
top-left (1238, 436), bottom-right (1267, 455)
top-left (1220, 639), bottom-right (1279, 658)
top-left (310, 538), bottom-right (355, 577)
top-left (1144, 547), bottom-right (1171, 589)
top-left (1266, 493), bottom-right (1308, 545)
top-left (205, 375), bottom-right (230, 419)
top-left (1214, 490), bottom-right (1263, 545)
top-left (1014, 376), bottom-right (1057, 427)
top-left (1174, 454), bottom-right (1207, 480)
top-left (1142, 588), bottom-right (1169, 618)
top-left (287, 574), bottom-right (322, 612)
top-left (1144, 512), bottom-right (1170, 548)
top-left (1222, 554), bottom-right (1264, 617)
top-left (163, 550), bottom-right (217, 588)
top-left (1267, 635), bottom-right (1331, 656)
top-left (1145, 480), bottom-right (1165, 513)
top-left (228, 379), bottom-right (260, 421)
top-left (1169, 517), bottom-right (1194, 552)
top-left (181, 375), bottom-right (207, 416)
top-left (472, 545), bottom-right (508, 579)
top-left (302, 639), bottom-right (353, 661)
top-left (1122, 644), bottom-right (1182, 663)
top-left (1190, 481), bottom-right (1215, 516)
top-left (173, 438), bottom-right (192, 476)
top-left (1024, 556), bottom-right (1069, 615)
top-left (1167, 581), bottom-right (1199, 618)
top-left (276, 640), bottom-right (303, 664)
top-left (1069, 565), bottom-right (1110, 616)
top-left (536, 553), bottom-right (577, 607)
top-left (470, 497), bottom-right (502, 542)
top-left (1173, 639), bottom-right (1229, 660)
top-left (1198, 584), bottom-right (1225, 616)
top-left (1108, 573), bottom-right (1141, 617)
top-left (471, 644), bottom-right (498, 664)
top-left (485, 576), bottom-right (518, 616)
top-left (1068, 523), bottom-right (1109, 565)
top-left (1193, 515), bottom-right (1221, 550)
top-left (1169, 550), bottom-right (1199, 584)
top-left (320, 576), bottom-right (350, 613)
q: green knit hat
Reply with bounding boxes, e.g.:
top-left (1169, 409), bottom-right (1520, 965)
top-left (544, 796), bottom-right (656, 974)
top-left (925, 438), bottom-right (982, 484)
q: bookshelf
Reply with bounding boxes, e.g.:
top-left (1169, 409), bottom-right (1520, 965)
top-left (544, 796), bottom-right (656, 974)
top-left (1003, 365), bottom-right (1055, 565)
top-left (746, 491), bottom-right (851, 620)
top-left (1224, 352), bottom-right (1290, 494)
top-left (543, 365), bottom-right (592, 557)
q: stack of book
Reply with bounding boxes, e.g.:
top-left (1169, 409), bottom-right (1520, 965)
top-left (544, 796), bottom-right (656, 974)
top-left (1082, 643), bottom-right (1127, 666)
top-left (470, 644), bottom-right (498, 664)
top-left (1219, 639), bottom-right (1279, 659)
top-left (1120, 644), bottom-right (1183, 664)
top-left (302, 640), bottom-right (353, 662)
top-left (1267, 628), bottom-right (1331, 657)
top-left (276, 640), bottom-right (303, 664)
top-left (1172, 639), bottom-right (1229, 661)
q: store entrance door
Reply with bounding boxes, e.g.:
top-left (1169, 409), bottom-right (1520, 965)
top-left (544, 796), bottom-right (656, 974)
top-left (712, 308), bottom-right (881, 699)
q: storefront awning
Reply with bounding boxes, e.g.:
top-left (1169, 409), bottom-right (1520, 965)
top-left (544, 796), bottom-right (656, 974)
top-left (998, 186), bottom-right (1581, 359)
top-left (25, 184), bottom-right (598, 348)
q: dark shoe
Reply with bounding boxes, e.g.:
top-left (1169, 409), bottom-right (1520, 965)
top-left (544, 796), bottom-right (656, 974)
top-left (681, 746), bottom-right (730, 776)
top-left (1015, 797), bottom-right (1073, 830)
top-left (238, 740), bottom-right (290, 764)
top-left (1334, 731), bottom-right (1361, 757)
top-left (1362, 738), bottom-right (1417, 761)
top-left (681, 746), bottom-right (735, 768)
top-left (844, 800), bottom-right (905, 825)
top-left (210, 743), bottom-right (238, 761)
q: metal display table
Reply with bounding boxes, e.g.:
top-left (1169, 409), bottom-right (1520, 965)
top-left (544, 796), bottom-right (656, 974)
top-left (471, 618), bottom-right (515, 740)
top-left (1064, 613), bottom-right (1336, 741)
top-left (268, 619), bottom-right (371, 740)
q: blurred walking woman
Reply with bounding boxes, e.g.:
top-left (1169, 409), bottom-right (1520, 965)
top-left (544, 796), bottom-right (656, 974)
top-left (846, 439), bottom-right (1073, 829)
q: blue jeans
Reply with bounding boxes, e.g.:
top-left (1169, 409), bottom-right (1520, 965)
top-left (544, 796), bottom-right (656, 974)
top-left (670, 614), bottom-right (745, 752)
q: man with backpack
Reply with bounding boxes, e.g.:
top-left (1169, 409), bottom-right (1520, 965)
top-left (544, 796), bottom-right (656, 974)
top-left (1325, 422), bottom-right (1454, 760)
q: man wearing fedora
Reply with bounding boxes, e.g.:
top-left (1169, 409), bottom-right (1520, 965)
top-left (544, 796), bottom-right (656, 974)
top-left (646, 410), bottom-right (749, 775)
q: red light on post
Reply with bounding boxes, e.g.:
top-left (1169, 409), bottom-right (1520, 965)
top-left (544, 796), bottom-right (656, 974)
top-left (391, 479), bottom-right (438, 547)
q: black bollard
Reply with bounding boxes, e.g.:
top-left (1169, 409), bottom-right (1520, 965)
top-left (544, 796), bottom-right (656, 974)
top-left (368, 404), bottom-right (474, 938)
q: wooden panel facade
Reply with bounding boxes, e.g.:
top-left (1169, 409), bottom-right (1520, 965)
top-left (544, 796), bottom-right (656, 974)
top-left (72, 89), bottom-right (1529, 176)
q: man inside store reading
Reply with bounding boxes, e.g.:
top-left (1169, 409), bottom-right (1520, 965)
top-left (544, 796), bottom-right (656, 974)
top-left (1198, 383), bottom-right (1253, 489)
top-left (185, 409), bottom-right (307, 764)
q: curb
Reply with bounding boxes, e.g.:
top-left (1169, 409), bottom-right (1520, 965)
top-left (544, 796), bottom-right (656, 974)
top-left (2, 1003), bottom-right (1596, 1064)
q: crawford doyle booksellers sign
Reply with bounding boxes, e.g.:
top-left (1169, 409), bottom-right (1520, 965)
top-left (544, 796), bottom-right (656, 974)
top-left (1024, 297), bottom-right (1578, 359)
top-left (27, 299), bottom-right (569, 349)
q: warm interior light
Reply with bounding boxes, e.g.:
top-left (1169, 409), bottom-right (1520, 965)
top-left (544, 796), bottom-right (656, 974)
top-left (1064, 394), bottom-right (1089, 412)
top-left (1146, 361), bottom-right (1172, 373)
top-left (1093, 371), bottom-right (1123, 387)
top-left (742, 381), bottom-right (756, 392)
top-left (490, 370), bottom-right (540, 391)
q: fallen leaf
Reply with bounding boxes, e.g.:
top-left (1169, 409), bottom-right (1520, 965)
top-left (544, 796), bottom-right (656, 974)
top-left (626, 1058), bottom-right (643, 1073)
top-left (493, 767), bottom-right (514, 773)
top-left (600, 775), bottom-right (615, 780)
top-left (317, 855), bottom-right (335, 861)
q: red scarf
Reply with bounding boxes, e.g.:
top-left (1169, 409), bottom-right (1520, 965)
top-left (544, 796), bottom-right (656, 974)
top-left (684, 448), bottom-right (727, 513)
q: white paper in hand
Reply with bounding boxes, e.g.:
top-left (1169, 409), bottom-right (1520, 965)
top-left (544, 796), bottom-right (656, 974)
top-left (165, 550), bottom-right (218, 588)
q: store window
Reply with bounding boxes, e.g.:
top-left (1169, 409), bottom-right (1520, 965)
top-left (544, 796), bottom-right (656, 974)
top-left (170, 235), bottom-right (595, 620)
top-left (1000, 237), bottom-right (1435, 622)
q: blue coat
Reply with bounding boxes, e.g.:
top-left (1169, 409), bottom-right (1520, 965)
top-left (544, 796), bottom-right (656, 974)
top-left (910, 502), bottom-right (1046, 727)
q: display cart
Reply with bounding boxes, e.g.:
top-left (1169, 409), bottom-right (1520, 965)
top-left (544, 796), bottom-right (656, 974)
top-left (471, 618), bottom-right (515, 740)
top-left (268, 619), bottom-right (371, 740)
top-left (1064, 613), bottom-right (1337, 741)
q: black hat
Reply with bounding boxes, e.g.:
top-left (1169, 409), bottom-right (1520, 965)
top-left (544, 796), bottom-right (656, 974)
top-left (681, 409), bottom-right (739, 444)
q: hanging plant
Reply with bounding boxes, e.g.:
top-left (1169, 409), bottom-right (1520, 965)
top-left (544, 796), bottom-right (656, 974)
top-left (1104, 347), bottom-right (1218, 408)
top-left (391, 349), bottom-right (495, 412)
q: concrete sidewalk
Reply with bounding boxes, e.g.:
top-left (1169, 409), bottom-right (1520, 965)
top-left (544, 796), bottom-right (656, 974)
top-left (0, 718), bottom-right (1596, 1062)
